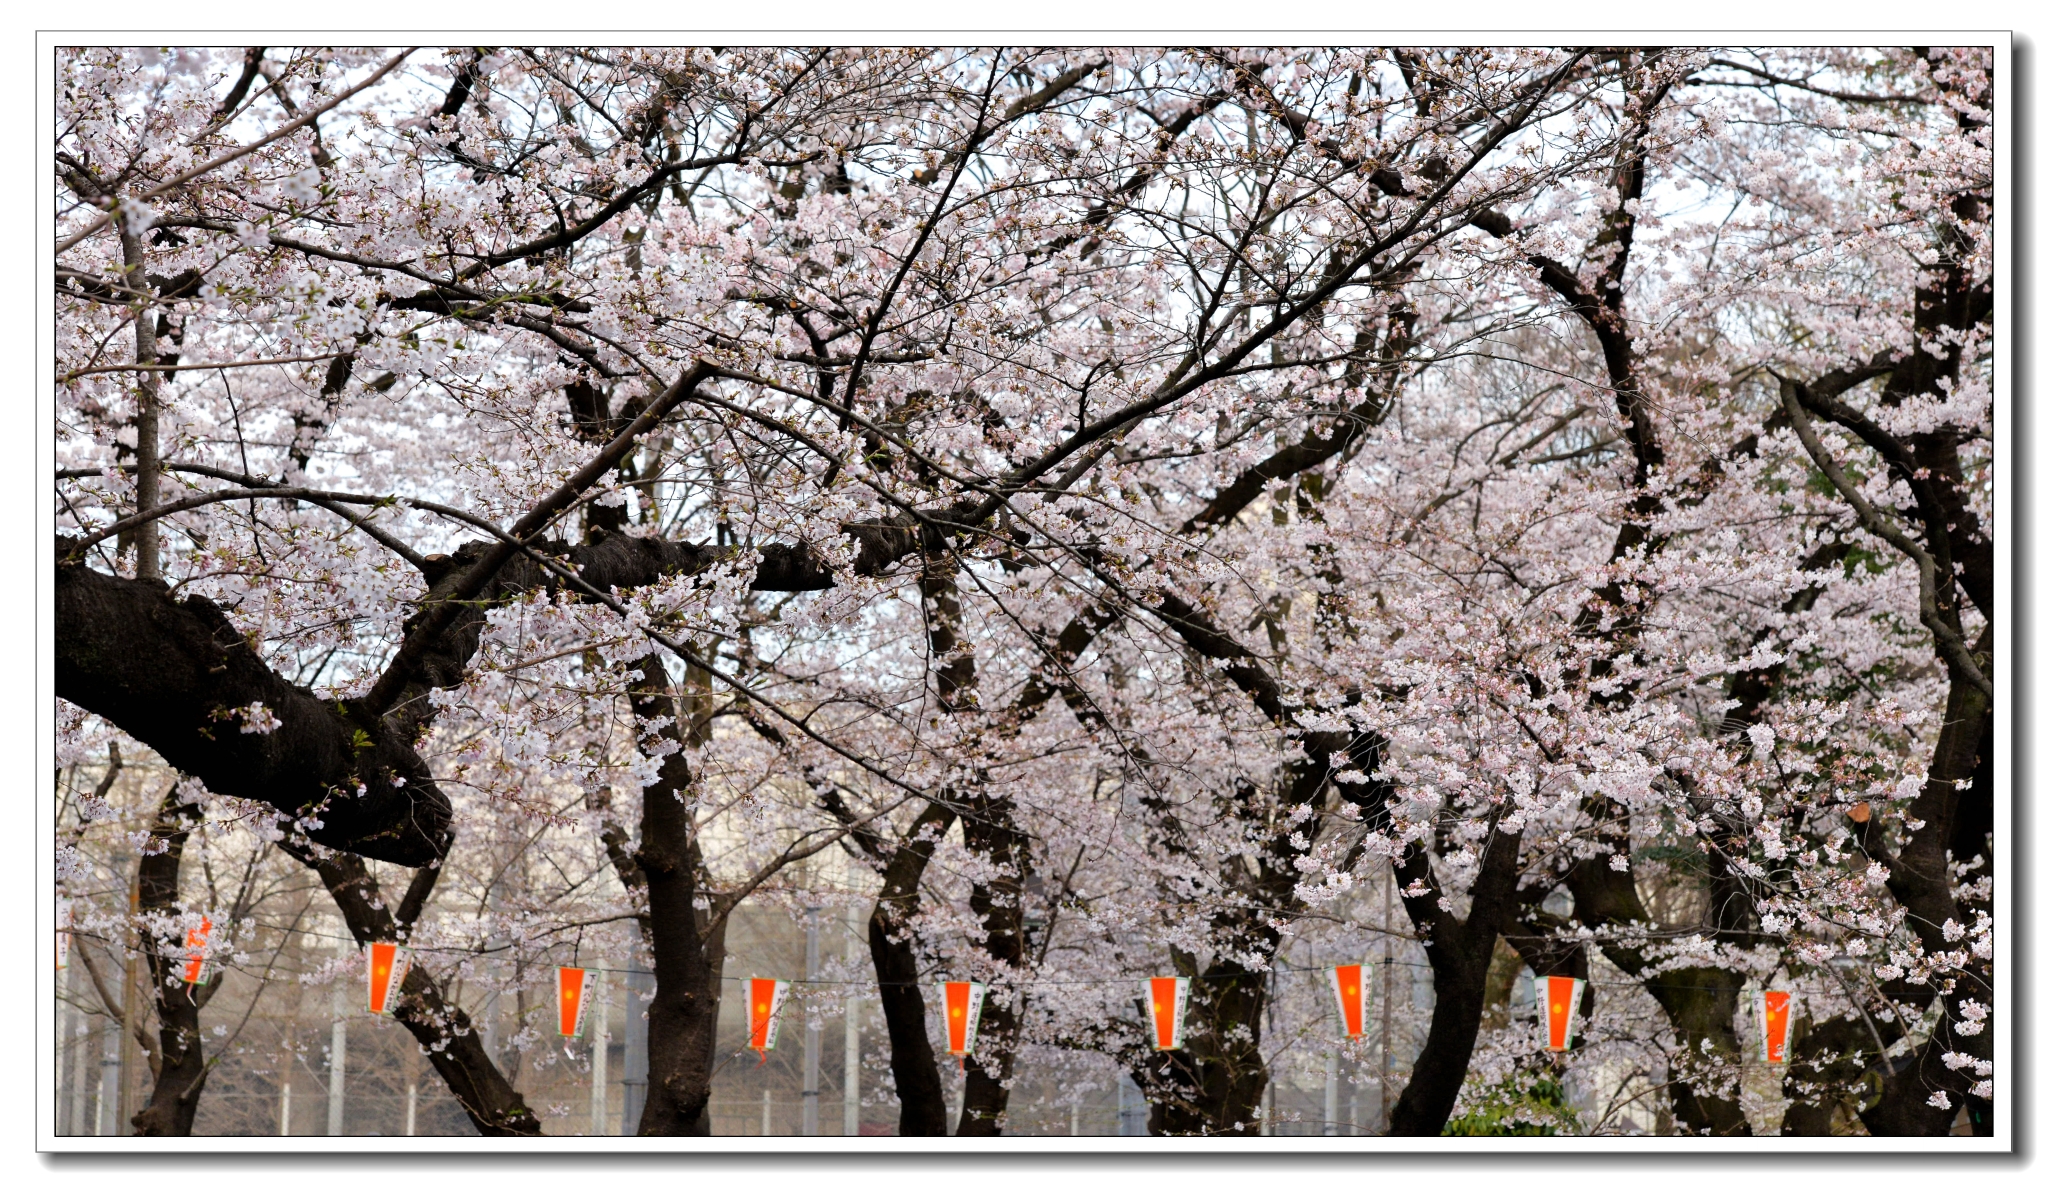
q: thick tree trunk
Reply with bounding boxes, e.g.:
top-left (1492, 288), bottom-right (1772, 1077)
top-left (1317, 715), bottom-right (1491, 1138)
top-left (627, 654), bottom-right (732, 1137)
top-left (1199, 961), bottom-right (1272, 1134)
top-left (1857, 670), bottom-right (1992, 1136)
top-left (634, 875), bottom-right (727, 1138)
top-left (1385, 829), bottom-right (1521, 1136)
top-left (130, 789), bottom-right (211, 1136)
top-left (869, 800), bottom-right (956, 1135)
top-left (1385, 956), bottom-right (1489, 1132)
top-left (1567, 803), bottom-right (1755, 1135)
top-left (1136, 760), bottom-right (1313, 1137)
top-left (1648, 968), bottom-right (1750, 1134)
top-left (955, 792), bottom-right (1028, 1136)
top-left (1126, 768), bottom-right (1275, 1137)
top-left (866, 561), bottom-right (978, 1135)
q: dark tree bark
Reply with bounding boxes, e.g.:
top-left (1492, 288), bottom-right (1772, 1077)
top-left (53, 523), bottom-right (844, 870)
top-left (130, 788), bottom-right (217, 1136)
top-left (52, 419), bottom-right (856, 869)
top-left (869, 800), bottom-right (957, 1135)
top-left (906, 555), bottom-right (1039, 1137)
top-left (55, 563), bottom-right (450, 866)
top-left (955, 791), bottom-right (1028, 1135)
top-left (625, 653), bottom-right (736, 1137)
top-left (1853, 655), bottom-right (1992, 1136)
top-left (1380, 829), bottom-right (1523, 1135)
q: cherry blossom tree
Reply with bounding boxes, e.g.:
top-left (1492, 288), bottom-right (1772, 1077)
top-left (54, 44), bottom-right (1994, 1139)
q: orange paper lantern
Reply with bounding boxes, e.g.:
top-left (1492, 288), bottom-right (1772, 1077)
top-left (1148, 976), bottom-right (1189, 1051)
top-left (557, 966), bottom-right (591, 1039)
top-left (1757, 990), bottom-right (1792, 1064)
top-left (943, 980), bottom-right (988, 1060)
top-left (1541, 975), bottom-right (1585, 1052)
top-left (747, 977), bottom-right (791, 1062)
top-left (366, 942), bottom-right (412, 1015)
top-left (180, 916), bottom-right (213, 985)
top-left (1328, 964), bottom-right (1367, 1040)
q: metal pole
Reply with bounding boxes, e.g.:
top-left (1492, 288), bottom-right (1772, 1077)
top-left (279, 1019), bottom-right (296, 1135)
top-left (622, 955), bottom-right (648, 1134)
top-left (83, 1005), bottom-right (99, 1137)
top-left (1325, 1048), bottom-right (1339, 1136)
top-left (803, 905), bottom-right (820, 1136)
top-left (55, 990), bottom-right (71, 1137)
top-left (591, 963), bottom-right (610, 1136)
top-left (1379, 865), bottom-right (1395, 1133)
top-left (70, 969), bottom-right (95, 1135)
top-left (844, 903), bottom-right (861, 1137)
top-left (97, 1015), bottom-right (120, 1135)
top-left (75, 1005), bottom-right (94, 1134)
top-left (400, 1022), bottom-right (422, 1136)
top-left (327, 987), bottom-right (347, 1136)
top-left (761, 1088), bottom-right (772, 1136)
top-left (117, 874), bottom-right (140, 1135)
top-left (1263, 968), bottom-right (1276, 1136)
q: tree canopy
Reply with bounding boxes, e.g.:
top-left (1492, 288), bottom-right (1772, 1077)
top-left (54, 45), bottom-right (1994, 1138)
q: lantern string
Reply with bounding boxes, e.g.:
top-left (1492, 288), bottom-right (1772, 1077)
top-left (70, 922), bottom-right (1852, 997)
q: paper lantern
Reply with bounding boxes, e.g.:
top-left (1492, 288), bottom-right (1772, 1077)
top-left (180, 916), bottom-right (213, 986)
top-left (943, 980), bottom-right (988, 1060)
top-left (747, 977), bottom-right (790, 1062)
top-left (1328, 964), bottom-right (1367, 1040)
top-left (557, 966), bottom-right (591, 1039)
top-left (56, 897), bottom-right (71, 972)
top-left (1148, 976), bottom-right (1190, 1051)
top-left (366, 942), bottom-right (413, 1015)
top-left (1541, 975), bottom-right (1585, 1052)
top-left (1757, 990), bottom-right (1792, 1064)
